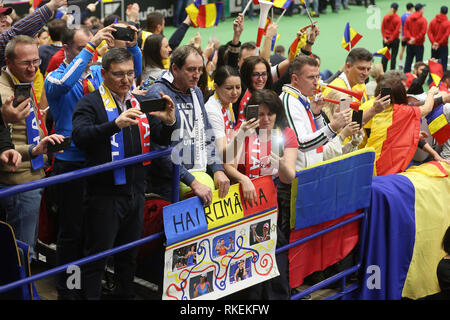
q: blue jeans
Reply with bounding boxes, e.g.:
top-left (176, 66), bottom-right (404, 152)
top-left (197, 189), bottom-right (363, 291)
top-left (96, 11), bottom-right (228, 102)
top-left (0, 186), bottom-right (43, 259)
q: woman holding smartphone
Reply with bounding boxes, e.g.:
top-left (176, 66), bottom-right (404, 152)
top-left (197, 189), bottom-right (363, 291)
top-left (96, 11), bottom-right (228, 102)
top-left (224, 89), bottom-right (298, 203)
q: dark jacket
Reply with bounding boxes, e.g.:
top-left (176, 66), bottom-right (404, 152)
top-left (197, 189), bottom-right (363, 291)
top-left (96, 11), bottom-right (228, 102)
top-left (72, 89), bottom-right (175, 196)
top-left (0, 123), bottom-right (14, 155)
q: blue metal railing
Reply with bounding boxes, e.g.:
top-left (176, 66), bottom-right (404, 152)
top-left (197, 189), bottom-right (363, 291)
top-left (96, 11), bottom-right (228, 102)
top-left (0, 148), bottom-right (179, 296)
top-left (0, 148), bottom-right (368, 300)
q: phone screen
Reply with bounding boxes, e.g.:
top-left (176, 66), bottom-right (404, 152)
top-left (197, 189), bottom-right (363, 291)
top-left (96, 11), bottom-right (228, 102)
top-left (380, 87), bottom-right (391, 99)
top-left (352, 110), bottom-right (364, 129)
top-left (47, 137), bottom-right (71, 153)
top-left (13, 83), bottom-right (32, 107)
top-left (112, 26), bottom-right (135, 42)
top-left (245, 105), bottom-right (259, 121)
top-left (141, 98), bottom-right (166, 113)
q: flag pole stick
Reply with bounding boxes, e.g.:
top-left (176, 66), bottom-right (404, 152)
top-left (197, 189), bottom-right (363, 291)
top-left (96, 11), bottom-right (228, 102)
top-left (276, 9), bottom-right (287, 24)
top-left (242, 0), bottom-right (252, 16)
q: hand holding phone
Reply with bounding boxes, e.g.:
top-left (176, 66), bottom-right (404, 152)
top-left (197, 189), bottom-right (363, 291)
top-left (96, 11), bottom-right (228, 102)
top-left (47, 137), bottom-right (71, 153)
top-left (245, 105), bottom-right (259, 121)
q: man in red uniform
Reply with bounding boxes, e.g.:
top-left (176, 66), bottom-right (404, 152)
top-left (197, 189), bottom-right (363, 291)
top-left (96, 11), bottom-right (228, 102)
top-left (427, 6), bottom-right (450, 72)
top-left (381, 3), bottom-right (402, 71)
top-left (403, 3), bottom-right (427, 73)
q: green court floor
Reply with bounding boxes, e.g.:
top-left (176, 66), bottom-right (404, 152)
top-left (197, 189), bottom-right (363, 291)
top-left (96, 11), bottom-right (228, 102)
top-left (164, 0), bottom-right (444, 74)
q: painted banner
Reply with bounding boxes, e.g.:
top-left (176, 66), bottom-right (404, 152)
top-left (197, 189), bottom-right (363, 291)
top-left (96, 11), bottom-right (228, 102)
top-left (162, 176), bottom-right (279, 300)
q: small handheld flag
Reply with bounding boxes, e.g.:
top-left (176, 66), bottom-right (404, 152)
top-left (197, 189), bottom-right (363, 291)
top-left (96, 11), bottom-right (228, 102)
top-left (272, 0), bottom-right (292, 10)
top-left (341, 22), bottom-right (362, 51)
top-left (428, 60), bottom-right (443, 87)
top-left (186, 2), bottom-right (224, 28)
top-left (373, 47), bottom-right (391, 60)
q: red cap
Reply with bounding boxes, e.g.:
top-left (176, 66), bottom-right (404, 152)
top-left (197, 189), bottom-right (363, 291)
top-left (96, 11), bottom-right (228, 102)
top-left (0, 7), bottom-right (13, 15)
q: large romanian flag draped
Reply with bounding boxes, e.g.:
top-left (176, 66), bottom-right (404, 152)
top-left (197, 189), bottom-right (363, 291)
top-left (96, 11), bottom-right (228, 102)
top-left (288, 149), bottom-right (375, 288)
top-left (341, 22), bottom-right (362, 51)
top-left (358, 161), bottom-right (450, 300)
top-left (185, 2), bottom-right (223, 28)
top-left (365, 104), bottom-right (421, 176)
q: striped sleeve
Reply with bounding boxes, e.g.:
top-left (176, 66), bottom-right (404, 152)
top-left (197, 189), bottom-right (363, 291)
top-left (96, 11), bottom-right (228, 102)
top-left (0, 5), bottom-right (53, 67)
top-left (281, 92), bottom-right (335, 152)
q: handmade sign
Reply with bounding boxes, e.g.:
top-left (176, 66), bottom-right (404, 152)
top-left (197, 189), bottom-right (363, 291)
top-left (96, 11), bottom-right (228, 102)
top-left (162, 176), bottom-right (279, 300)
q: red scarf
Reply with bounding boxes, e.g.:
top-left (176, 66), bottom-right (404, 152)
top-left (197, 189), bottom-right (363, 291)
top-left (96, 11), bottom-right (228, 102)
top-left (236, 89), bottom-right (252, 128)
top-left (131, 97), bottom-right (151, 165)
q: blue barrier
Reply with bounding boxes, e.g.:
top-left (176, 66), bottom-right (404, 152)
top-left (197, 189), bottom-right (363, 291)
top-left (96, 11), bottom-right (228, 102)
top-left (0, 148), bottom-right (179, 296)
top-left (0, 147), bottom-right (368, 300)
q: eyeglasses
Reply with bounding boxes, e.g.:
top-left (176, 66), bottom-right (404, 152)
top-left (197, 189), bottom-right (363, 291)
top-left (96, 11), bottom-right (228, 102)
top-left (251, 72), bottom-right (268, 79)
top-left (15, 59), bottom-right (41, 67)
top-left (110, 70), bottom-right (135, 79)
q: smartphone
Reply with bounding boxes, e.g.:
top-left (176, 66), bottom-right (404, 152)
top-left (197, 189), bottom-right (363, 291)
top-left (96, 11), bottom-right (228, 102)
top-left (271, 133), bottom-right (284, 158)
top-left (380, 87), bottom-right (391, 99)
top-left (140, 98), bottom-right (166, 113)
top-left (352, 110), bottom-right (364, 129)
top-left (47, 137), bottom-right (71, 153)
top-left (111, 26), bottom-right (135, 42)
top-left (245, 104), bottom-right (259, 121)
top-left (339, 97), bottom-right (351, 112)
top-left (13, 83), bottom-right (32, 107)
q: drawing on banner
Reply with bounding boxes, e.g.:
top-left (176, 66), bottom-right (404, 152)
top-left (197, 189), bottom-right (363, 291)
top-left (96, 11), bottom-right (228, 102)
top-left (172, 243), bottom-right (197, 270)
top-left (190, 271), bottom-right (214, 298)
top-left (250, 220), bottom-right (271, 245)
top-left (230, 258), bottom-right (253, 284)
top-left (213, 231), bottom-right (235, 258)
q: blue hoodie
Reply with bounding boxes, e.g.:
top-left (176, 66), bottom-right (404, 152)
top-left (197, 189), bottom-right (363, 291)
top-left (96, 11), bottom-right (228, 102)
top-left (146, 72), bottom-right (224, 194)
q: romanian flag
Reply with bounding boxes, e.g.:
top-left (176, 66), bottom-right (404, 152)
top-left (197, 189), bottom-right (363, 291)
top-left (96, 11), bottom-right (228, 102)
top-left (271, 33), bottom-right (281, 51)
top-left (288, 32), bottom-right (307, 60)
top-left (373, 47), bottom-right (391, 60)
top-left (185, 2), bottom-right (223, 28)
top-left (426, 104), bottom-right (450, 145)
top-left (272, 0), bottom-right (293, 10)
top-left (341, 22), bottom-right (362, 51)
top-left (365, 104), bottom-right (421, 176)
top-left (429, 59), bottom-right (443, 87)
top-left (288, 149), bottom-right (375, 288)
top-left (359, 162), bottom-right (450, 299)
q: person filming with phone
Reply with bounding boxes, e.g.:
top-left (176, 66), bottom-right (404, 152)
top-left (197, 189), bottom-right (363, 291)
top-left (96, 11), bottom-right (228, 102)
top-left (0, 35), bottom-right (64, 260)
top-left (72, 48), bottom-right (176, 300)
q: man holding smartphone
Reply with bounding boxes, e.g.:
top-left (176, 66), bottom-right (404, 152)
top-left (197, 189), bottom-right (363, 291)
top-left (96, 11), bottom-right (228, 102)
top-left (44, 24), bottom-right (140, 300)
top-left (145, 45), bottom-right (230, 206)
top-left (72, 48), bottom-right (176, 300)
top-left (0, 35), bottom-right (64, 260)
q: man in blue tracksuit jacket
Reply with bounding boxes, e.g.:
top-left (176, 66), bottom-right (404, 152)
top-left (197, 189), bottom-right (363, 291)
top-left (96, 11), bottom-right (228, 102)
top-left (145, 45), bottom-right (230, 205)
top-left (44, 24), bottom-right (142, 300)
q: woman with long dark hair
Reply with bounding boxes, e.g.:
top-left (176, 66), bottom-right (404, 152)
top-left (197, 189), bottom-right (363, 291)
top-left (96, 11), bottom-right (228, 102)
top-left (225, 89), bottom-right (297, 202)
top-left (141, 33), bottom-right (172, 82)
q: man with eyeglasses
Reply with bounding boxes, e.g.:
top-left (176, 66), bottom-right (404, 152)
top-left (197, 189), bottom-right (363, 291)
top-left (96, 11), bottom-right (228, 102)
top-left (72, 48), bottom-right (176, 300)
top-left (145, 45), bottom-right (230, 207)
top-left (44, 24), bottom-right (142, 299)
top-left (0, 0), bottom-right (68, 67)
top-left (0, 35), bottom-right (65, 259)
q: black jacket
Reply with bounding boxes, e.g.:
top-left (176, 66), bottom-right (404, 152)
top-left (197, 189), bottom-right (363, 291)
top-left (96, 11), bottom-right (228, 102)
top-left (0, 122), bottom-right (14, 154)
top-left (72, 90), bottom-right (175, 196)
